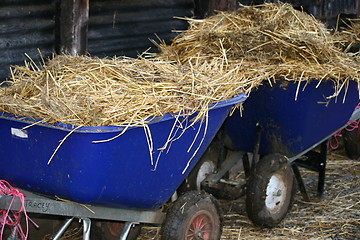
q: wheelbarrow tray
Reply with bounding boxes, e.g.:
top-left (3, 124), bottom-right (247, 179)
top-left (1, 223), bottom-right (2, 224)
top-left (0, 94), bottom-right (246, 210)
top-left (225, 80), bottom-right (359, 157)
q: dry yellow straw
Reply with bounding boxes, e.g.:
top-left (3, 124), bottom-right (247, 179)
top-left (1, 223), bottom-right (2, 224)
top-left (157, 2), bottom-right (360, 94)
top-left (0, 55), bottom-right (249, 127)
top-left (1, 2), bottom-right (360, 130)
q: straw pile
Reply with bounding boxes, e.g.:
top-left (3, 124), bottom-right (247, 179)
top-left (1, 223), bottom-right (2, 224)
top-left (1, 2), bottom-right (360, 127)
top-left (334, 18), bottom-right (360, 52)
top-left (158, 3), bottom-right (360, 90)
top-left (0, 55), bottom-right (249, 127)
top-left (347, 19), bottom-right (360, 44)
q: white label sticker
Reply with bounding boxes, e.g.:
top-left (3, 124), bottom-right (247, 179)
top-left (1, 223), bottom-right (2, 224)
top-left (11, 128), bottom-right (28, 138)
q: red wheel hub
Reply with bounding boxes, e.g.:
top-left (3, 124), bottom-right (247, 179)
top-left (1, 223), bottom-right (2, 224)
top-left (186, 214), bottom-right (212, 240)
top-left (106, 222), bottom-right (124, 237)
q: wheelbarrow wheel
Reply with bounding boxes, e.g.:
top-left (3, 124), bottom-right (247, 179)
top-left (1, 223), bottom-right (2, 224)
top-left (342, 128), bottom-right (360, 160)
top-left (179, 139), bottom-right (220, 192)
top-left (160, 191), bottom-right (223, 240)
top-left (246, 153), bottom-right (295, 227)
top-left (180, 159), bottom-right (216, 192)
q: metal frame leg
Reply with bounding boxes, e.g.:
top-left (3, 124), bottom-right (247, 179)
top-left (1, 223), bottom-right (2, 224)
top-left (53, 217), bottom-right (74, 240)
top-left (7, 222), bottom-right (21, 240)
top-left (251, 123), bottom-right (262, 170)
top-left (292, 140), bottom-right (328, 202)
top-left (291, 163), bottom-right (310, 202)
top-left (119, 222), bottom-right (134, 240)
top-left (317, 141), bottom-right (327, 199)
top-left (82, 218), bottom-right (91, 240)
top-left (242, 152), bottom-right (251, 179)
top-left (217, 127), bottom-right (228, 170)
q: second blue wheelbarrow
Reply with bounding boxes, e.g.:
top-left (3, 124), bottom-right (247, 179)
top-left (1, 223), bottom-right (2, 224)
top-left (183, 79), bottom-right (359, 228)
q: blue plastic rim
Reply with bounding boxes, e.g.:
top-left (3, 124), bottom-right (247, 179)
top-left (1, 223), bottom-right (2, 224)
top-left (0, 94), bottom-right (246, 210)
top-left (225, 80), bottom-right (359, 157)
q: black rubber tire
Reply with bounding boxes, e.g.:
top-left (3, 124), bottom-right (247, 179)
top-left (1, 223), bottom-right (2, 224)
top-left (246, 153), bottom-right (295, 228)
top-left (160, 191), bottom-right (223, 240)
top-left (342, 128), bottom-right (360, 160)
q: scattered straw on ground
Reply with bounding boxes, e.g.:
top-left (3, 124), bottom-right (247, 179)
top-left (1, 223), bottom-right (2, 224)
top-left (137, 150), bottom-right (360, 240)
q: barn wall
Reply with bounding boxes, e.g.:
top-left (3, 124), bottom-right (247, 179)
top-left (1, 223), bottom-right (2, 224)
top-left (2, 0), bottom-right (356, 81)
top-left (308, 0), bottom-right (359, 27)
top-left (0, 0), bottom-right (55, 81)
top-left (87, 0), bottom-right (193, 58)
top-left (0, 0), bottom-right (194, 81)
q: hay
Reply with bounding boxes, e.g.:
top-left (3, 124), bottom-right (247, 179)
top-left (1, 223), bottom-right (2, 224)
top-left (158, 3), bottom-right (360, 89)
top-left (333, 18), bottom-right (360, 53)
top-left (1, 3), bottom-right (358, 239)
top-left (1, 3), bottom-right (360, 127)
top-left (347, 19), bottom-right (360, 45)
top-left (0, 55), bottom-right (249, 127)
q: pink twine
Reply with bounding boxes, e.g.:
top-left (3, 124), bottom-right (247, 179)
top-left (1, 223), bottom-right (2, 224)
top-left (328, 129), bottom-right (343, 150)
top-left (0, 180), bottom-right (37, 240)
top-left (328, 102), bottom-right (360, 150)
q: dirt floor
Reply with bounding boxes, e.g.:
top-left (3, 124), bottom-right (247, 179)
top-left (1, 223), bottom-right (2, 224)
top-left (2, 148), bottom-right (359, 240)
top-left (137, 149), bottom-right (360, 240)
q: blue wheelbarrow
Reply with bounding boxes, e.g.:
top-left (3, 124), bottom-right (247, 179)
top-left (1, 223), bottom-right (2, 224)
top-left (187, 80), bottom-right (359, 228)
top-left (0, 94), bottom-right (246, 240)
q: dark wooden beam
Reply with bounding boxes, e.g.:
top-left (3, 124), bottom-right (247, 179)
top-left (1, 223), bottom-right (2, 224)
top-left (58, 0), bottom-right (89, 55)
